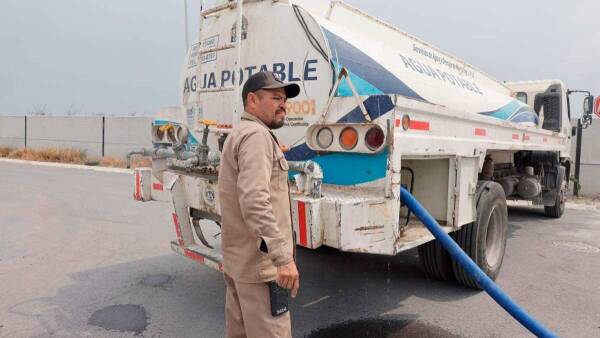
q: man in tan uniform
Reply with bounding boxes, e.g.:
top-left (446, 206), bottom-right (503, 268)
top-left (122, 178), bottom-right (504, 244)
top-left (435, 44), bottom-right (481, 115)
top-left (218, 71), bottom-right (301, 338)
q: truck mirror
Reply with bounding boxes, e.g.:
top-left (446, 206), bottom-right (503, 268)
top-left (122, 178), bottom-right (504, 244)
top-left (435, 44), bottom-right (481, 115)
top-left (583, 95), bottom-right (593, 116)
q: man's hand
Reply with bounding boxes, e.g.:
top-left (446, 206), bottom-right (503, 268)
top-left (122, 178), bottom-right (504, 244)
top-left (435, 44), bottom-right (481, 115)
top-left (276, 261), bottom-right (299, 298)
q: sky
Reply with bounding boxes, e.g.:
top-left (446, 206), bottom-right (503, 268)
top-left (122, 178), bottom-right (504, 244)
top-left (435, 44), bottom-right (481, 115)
top-left (0, 0), bottom-right (598, 117)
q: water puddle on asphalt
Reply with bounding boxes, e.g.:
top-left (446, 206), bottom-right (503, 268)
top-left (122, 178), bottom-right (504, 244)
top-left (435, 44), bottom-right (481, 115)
top-left (305, 318), bottom-right (461, 338)
top-left (141, 273), bottom-right (172, 287)
top-left (88, 304), bottom-right (148, 334)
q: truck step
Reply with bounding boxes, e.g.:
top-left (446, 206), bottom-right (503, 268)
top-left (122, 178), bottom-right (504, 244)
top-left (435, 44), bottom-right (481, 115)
top-left (200, 43), bottom-right (237, 55)
top-left (202, 1), bottom-right (237, 18)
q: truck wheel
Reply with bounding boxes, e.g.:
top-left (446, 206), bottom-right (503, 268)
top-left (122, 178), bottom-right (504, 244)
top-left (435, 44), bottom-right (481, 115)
top-left (544, 169), bottom-right (566, 218)
top-left (418, 239), bottom-right (454, 281)
top-left (452, 181), bottom-right (508, 289)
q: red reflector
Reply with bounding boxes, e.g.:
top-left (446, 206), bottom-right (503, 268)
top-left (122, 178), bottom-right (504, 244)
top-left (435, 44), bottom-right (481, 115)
top-left (512, 134), bottom-right (520, 140)
top-left (172, 213), bottom-right (184, 246)
top-left (365, 127), bottom-right (385, 150)
top-left (184, 249), bottom-right (205, 263)
top-left (298, 201), bottom-right (307, 247)
top-left (409, 120), bottom-right (429, 131)
top-left (475, 128), bottom-right (487, 136)
top-left (153, 183), bottom-right (163, 191)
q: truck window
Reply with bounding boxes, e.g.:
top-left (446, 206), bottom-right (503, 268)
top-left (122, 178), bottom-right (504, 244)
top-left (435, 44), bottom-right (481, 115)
top-left (516, 92), bottom-right (527, 104)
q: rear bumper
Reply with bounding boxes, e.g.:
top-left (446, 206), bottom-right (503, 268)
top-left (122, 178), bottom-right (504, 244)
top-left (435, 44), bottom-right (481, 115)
top-left (134, 168), bottom-right (453, 259)
top-left (290, 187), bottom-right (454, 255)
top-left (170, 241), bottom-right (224, 272)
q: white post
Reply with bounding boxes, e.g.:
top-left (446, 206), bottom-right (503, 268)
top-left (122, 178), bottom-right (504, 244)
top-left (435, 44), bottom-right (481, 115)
top-left (233, 1), bottom-right (244, 124)
top-left (184, 0), bottom-right (189, 51)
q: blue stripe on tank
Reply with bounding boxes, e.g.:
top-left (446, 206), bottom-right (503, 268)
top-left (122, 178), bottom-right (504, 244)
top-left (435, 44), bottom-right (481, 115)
top-left (333, 62), bottom-right (384, 97)
top-left (479, 100), bottom-right (539, 124)
top-left (323, 28), bottom-right (426, 101)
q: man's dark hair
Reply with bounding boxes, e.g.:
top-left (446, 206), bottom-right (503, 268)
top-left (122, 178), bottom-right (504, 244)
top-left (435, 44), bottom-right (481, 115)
top-left (243, 90), bottom-right (264, 108)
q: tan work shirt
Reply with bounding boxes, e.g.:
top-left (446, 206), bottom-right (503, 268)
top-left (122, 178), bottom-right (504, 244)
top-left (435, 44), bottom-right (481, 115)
top-left (218, 112), bottom-right (294, 283)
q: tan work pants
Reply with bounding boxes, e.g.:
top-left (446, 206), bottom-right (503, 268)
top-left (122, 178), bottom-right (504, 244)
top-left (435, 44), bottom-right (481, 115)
top-left (223, 273), bottom-right (292, 338)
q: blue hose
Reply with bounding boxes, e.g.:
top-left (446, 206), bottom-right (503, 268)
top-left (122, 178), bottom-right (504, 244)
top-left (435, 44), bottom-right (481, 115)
top-left (400, 187), bottom-right (557, 338)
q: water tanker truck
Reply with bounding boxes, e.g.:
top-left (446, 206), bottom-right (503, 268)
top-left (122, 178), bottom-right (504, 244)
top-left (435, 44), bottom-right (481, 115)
top-left (132, 0), bottom-right (595, 288)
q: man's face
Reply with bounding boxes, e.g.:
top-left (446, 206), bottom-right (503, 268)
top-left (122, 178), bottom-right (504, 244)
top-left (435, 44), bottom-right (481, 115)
top-left (249, 88), bottom-right (287, 129)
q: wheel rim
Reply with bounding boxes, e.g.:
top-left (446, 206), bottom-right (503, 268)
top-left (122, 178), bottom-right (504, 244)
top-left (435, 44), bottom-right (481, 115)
top-left (485, 206), bottom-right (504, 268)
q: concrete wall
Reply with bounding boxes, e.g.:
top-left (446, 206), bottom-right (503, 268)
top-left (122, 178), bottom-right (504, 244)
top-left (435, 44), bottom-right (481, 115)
top-left (0, 115), bottom-right (152, 160)
top-left (104, 117), bottom-right (152, 158)
top-left (0, 116), bottom-right (26, 148)
top-left (571, 120), bottom-right (600, 197)
top-left (27, 116), bottom-right (104, 158)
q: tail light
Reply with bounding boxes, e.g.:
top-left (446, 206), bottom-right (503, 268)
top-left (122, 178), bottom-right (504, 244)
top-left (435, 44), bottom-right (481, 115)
top-left (365, 126), bottom-right (385, 150)
top-left (152, 123), bottom-right (189, 145)
top-left (316, 127), bottom-right (334, 148)
top-left (339, 127), bottom-right (358, 150)
top-left (306, 123), bottom-right (386, 153)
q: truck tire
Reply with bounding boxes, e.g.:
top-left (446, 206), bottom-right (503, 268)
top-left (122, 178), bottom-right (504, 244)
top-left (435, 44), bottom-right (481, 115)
top-left (544, 167), bottom-right (566, 218)
top-left (452, 181), bottom-right (508, 289)
top-left (418, 239), bottom-right (454, 281)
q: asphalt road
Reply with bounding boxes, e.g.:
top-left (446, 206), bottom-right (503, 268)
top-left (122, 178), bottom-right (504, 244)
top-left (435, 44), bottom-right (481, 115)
top-left (1, 160), bottom-right (599, 338)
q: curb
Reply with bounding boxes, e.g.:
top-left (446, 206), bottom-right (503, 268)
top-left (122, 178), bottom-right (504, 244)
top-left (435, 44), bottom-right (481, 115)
top-left (0, 158), bottom-right (134, 174)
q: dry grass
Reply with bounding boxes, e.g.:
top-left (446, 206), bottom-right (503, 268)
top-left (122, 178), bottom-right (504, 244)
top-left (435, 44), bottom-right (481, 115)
top-left (0, 146), bottom-right (152, 169)
top-left (7, 147), bottom-right (86, 164)
top-left (0, 146), bottom-right (11, 157)
top-left (99, 156), bottom-right (126, 168)
top-left (100, 155), bottom-right (152, 169)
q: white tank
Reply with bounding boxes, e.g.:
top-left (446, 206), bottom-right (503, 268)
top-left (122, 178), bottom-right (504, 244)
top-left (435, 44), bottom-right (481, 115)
top-left (162, 0), bottom-right (537, 150)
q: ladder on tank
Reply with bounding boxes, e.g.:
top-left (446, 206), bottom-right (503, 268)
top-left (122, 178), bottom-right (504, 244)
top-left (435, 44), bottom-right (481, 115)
top-left (195, 0), bottom-right (245, 124)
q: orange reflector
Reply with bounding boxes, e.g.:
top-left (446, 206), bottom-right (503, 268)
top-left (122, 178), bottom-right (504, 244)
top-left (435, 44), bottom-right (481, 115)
top-left (339, 127), bottom-right (358, 150)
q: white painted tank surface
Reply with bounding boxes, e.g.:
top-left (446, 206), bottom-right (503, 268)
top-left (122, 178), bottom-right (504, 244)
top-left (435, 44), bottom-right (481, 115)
top-left (172, 0), bottom-right (538, 147)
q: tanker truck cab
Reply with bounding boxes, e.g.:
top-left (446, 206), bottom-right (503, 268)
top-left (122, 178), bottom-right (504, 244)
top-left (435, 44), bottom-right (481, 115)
top-left (132, 0), bottom-right (592, 289)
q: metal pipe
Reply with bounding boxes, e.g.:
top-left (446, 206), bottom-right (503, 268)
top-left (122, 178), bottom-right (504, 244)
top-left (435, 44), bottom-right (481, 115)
top-left (400, 187), bottom-right (557, 338)
top-left (574, 119), bottom-right (583, 196)
top-left (168, 157), bottom-right (199, 170)
top-left (155, 148), bottom-right (175, 159)
top-left (288, 160), bottom-right (323, 198)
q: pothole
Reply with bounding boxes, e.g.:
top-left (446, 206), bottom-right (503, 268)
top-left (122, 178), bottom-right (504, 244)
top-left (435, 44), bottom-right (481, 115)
top-left (305, 318), bottom-right (461, 338)
top-left (88, 304), bottom-right (148, 334)
top-left (141, 274), bottom-right (172, 287)
top-left (550, 240), bottom-right (600, 254)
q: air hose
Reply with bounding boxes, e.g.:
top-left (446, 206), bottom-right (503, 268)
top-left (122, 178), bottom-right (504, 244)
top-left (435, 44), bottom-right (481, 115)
top-left (400, 187), bottom-right (557, 338)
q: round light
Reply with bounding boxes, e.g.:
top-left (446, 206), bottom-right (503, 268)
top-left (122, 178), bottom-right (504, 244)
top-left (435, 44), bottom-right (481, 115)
top-left (401, 115), bottom-right (411, 131)
top-left (154, 126), bottom-right (165, 141)
top-left (177, 125), bottom-right (189, 144)
top-left (365, 127), bottom-right (385, 150)
top-left (167, 127), bottom-right (177, 143)
top-left (316, 127), bottom-right (333, 149)
top-left (339, 127), bottom-right (358, 150)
